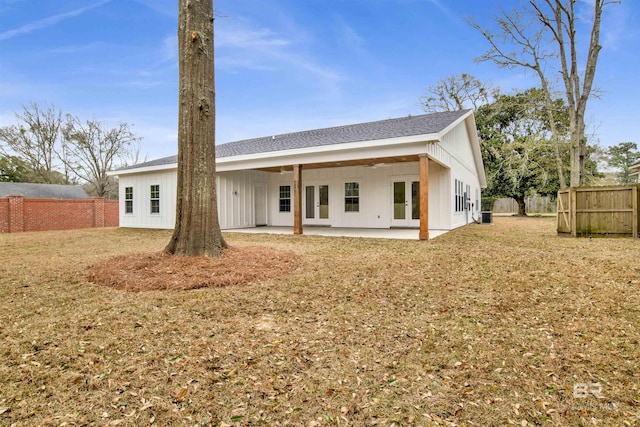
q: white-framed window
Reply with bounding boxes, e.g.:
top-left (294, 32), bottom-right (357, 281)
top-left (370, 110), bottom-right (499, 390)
top-left (455, 179), bottom-right (464, 213)
top-left (125, 186), bottom-right (133, 214)
top-left (344, 182), bottom-right (359, 212)
top-left (466, 184), bottom-right (471, 211)
top-left (279, 185), bottom-right (291, 212)
top-left (150, 185), bottom-right (160, 214)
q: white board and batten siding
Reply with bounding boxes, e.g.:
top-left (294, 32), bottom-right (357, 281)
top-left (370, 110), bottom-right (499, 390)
top-left (118, 170), bottom-right (177, 229)
top-left (113, 111), bottom-right (486, 233)
top-left (118, 170), bottom-right (267, 230)
top-left (268, 161), bottom-right (451, 230)
top-left (120, 161), bottom-right (456, 231)
top-left (439, 123), bottom-right (483, 227)
top-left (216, 170), bottom-right (268, 229)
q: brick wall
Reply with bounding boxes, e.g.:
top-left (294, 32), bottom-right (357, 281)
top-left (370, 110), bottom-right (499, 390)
top-left (0, 198), bottom-right (8, 233)
top-left (0, 196), bottom-right (119, 233)
top-left (104, 201), bottom-right (119, 227)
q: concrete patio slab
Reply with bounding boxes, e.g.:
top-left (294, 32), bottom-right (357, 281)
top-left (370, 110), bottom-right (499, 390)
top-left (223, 226), bottom-right (448, 240)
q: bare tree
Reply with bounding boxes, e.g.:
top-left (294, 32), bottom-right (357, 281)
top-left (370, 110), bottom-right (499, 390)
top-left (471, 0), bottom-right (618, 187)
top-left (420, 73), bottom-right (498, 113)
top-left (164, 0), bottom-right (227, 257)
top-left (0, 102), bottom-right (66, 184)
top-left (62, 117), bottom-right (139, 197)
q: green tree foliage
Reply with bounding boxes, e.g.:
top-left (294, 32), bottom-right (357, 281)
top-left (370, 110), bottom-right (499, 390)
top-left (0, 155), bottom-right (69, 184)
top-left (477, 89), bottom-right (567, 215)
top-left (605, 142), bottom-right (639, 185)
top-left (0, 155), bottom-right (32, 182)
top-left (472, 0), bottom-right (618, 187)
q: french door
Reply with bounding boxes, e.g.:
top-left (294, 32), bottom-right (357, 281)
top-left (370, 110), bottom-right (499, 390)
top-left (391, 179), bottom-right (420, 227)
top-left (304, 184), bottom-right (330, 225)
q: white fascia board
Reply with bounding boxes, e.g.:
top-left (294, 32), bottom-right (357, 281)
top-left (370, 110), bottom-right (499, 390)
top-left (218, 140), bottom-right (435, 172)
top-left (436, 110), bottom-right (473, 139)
top-left (436, 110), bottom-right (489, 187)
top-left (463, 114), bottom-right (488, 188)
top-left (109, 133), bottom-right (439, 176)
top-left (432, 110), bottom-right (487, 188)
top-left (107, 163), bottom-right (177, 176)
top-left (217, 133), bottom-right (439, 169)
top-left (449, 111), bottom-right (487, 188)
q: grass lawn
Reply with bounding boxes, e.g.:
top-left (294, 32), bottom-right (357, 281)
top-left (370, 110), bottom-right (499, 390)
top-left (0, 217), bottom-right (638, 426)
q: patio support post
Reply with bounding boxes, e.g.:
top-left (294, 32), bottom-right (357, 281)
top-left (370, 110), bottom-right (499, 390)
top-left (419, 154), bottom-right (429, 240)
top-left (293, 164), bottom-right (303, 235)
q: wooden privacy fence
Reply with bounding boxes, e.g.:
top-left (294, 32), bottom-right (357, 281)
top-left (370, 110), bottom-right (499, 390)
top-left (557, 185), bottom-right (640, 237)
top-left (492, 196), bottom-right (557, 214)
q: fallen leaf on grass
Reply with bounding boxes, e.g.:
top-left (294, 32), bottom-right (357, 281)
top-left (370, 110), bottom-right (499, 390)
top-left (175, 387), bottom-right (188, 403)
top-left (139, 402), bottom-right (153, 411)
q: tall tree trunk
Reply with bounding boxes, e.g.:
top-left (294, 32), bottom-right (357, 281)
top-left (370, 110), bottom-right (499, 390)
top-left (563, 0), bottom-right (603, 187)
top-left (515, 196), bottom-right (527, 216)
top-left (536, 77), bottom-right (568, 189)
top-left (473, 0), bottom-right (612, 189)
top-left (165, 0), bottom-right (227, 257)
top-left (570, 120), bottom-right (588, 187)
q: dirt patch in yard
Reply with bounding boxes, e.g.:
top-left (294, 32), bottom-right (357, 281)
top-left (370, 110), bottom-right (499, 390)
top-left (87, 246), bottom-right (299, 291)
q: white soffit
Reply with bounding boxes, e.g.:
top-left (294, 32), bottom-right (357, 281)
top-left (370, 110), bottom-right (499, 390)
top-left (111, 133), bottom-right (440, 175)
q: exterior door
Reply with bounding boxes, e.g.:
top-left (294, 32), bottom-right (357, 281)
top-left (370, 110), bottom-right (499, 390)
top-left (304, 184), bottom-right (330, 225)
top-left (391, 179), bottom-right (420, 227)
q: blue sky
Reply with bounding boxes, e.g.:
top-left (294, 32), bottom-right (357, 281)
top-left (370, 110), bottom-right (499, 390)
top-left (0, 0), bottom-right (638, 161)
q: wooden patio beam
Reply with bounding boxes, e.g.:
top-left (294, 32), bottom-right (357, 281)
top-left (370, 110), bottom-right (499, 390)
top-left (293, 164), bottom-right (303, 235)
top-left (419, 154), bottom-right (429, 240)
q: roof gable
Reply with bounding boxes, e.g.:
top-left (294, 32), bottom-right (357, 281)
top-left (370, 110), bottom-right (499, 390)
top-left (118, 110), bottom-right (471, 172)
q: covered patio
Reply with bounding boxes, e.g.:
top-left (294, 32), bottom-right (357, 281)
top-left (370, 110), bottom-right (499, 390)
top-left (112, 110), bottom-right (486, 236)
top-left (224, 226), bottom-right (450, 240)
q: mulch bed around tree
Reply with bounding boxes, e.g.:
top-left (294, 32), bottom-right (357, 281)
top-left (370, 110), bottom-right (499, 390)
top-left (87, 246), bottom-right (299, 291)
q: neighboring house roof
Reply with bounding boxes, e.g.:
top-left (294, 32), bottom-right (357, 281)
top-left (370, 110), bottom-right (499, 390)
top-left (0, 182), bottom-right (89, 199)
top-left (117, 110), bottom-right (471, 172)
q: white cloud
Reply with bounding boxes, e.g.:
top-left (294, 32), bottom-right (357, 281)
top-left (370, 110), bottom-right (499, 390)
top-left (334, 17), bottom-right (369, 59)
top-left (216, 20), bottom-right (344, 85)
top-left (133, 0), bottom-right (174, 18)
top-left (160, 35), bottom-right (178, 63)
top-left (0, 0), bottom-right (111, 41)
top-left (216, 27), bottom-right (290, 49)
top-left (46, 41), bottom-right (109, 55)
top-left (427, 0), bottom-right (462, 25)
top-left (601, 2), bottom-right (637, 50)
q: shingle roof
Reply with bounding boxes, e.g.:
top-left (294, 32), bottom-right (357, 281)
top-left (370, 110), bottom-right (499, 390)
top-left (0, 182), bottom-right (89, 199)
top-left (119, 110), bottom-right (470, 171)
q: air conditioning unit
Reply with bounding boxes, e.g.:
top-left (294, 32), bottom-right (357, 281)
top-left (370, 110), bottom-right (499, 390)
top-left (481, 211), bottom-right (493, 224)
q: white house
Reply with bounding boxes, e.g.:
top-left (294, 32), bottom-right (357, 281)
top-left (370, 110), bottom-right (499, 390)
top-left (110, 110), bottom-right (486, 240)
